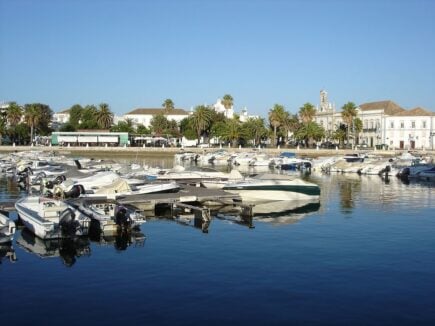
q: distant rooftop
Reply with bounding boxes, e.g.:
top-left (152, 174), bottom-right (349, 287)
top-left (125, 108), bottom-right (190, 115)
top-left (394, 107), bottom-right (435, 117)
top-left (359, 100), bottom-right (405, 115)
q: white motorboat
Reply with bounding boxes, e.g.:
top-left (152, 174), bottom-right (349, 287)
top-left (156, 165), bottom-right (234, 183)
top-left (223, 173), bottom-right (321, 203)
top-left (397, 162), bottom-right (435, 181)
top-left (15, 197), bottom-right (91, 239)
top-left (0, 212), bottom-right (16, 244)
top-left (70, 200), bottom-right (146, 234)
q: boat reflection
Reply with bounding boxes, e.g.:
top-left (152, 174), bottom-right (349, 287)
top-left (16, 229), bottom-right (90, 267)
top-left (89, 227), bottom-right (146, 251)
top-left (253, 202), bottom-right (321, 225)
top-left (0, 242), bottom-right (17, 264)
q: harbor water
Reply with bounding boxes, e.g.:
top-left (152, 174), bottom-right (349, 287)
top-left (1, 156), bottom-right (435, 325)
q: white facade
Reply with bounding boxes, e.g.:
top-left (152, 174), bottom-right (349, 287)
top-left (383, 110), bottom-right (435, 150)
top-left (53, 110), bottom-right (70, 124)
top-left (239, 107), bottom-right (259, 122)
top-left (315, 91), bottom-right (435, 150)
top-left (314, 90), bottom-right (341, 138)
top-left (213, 99), bottom-right (234, 119)
top-left (123, 108), bottom-right (190, 128)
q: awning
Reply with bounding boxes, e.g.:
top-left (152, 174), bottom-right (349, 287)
top-left (58, 136), bottom-right (77, 142)
top-left (77, 136), bottom-right (98, 143)
top-left (98, 136), bottom-right (119, 143)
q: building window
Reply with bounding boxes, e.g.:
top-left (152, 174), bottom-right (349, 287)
top-left (390, 121), bottom-right (394, 128)
top-left (422, 121), bottom-right (427, 128)
top-left (400, 121), bottom-right (404, 129)
top-left (411, 121), bottom-right (415, 129)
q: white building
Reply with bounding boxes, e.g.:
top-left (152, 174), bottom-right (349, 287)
top-left (315, 91), bottom-right (435, 150)
top-left (239, 107), bottom-right (260, 122)
top-left (314, 90), bottom-right (340, 138)
top-left (52, 109), bottom-right (70, 124)
top-left (213, 99), bottom-right (234, 119)
top-left (123, 108), bottom-right (190, 128)
top-left (383, 107), bottom-right (435, 150)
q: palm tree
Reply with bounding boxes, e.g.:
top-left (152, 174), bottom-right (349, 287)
top-left (162, 99), bottom-right (175, 113)
top-left (294, 121), bottom-right (325, 147)
top-left (221, 94), bottom-right (234, 117)
top-left (150, 113), bottom-right (169, 135)
top-left (353, 117), bottom-right (363, 145)
top-left (268, 104), bottom-right (286, 146)
top-left (242, 117), bottom-right (267, 146)
top-left (190, 105), bottom-right (213, 144)
top-left (24, 104), bottom-right (40, 144)
top-left (221, 118), bottom-right (242, 147)
top-left (282, 113), bottom-right (300, 144)
top-left (6, 102), bottom-right (23, 126)
top-left (299, 103), bottom-right (316, 124)
top-left (341, 102), bottom-right (358, 145)
top-left (96, 103), bottom-right (114, 129)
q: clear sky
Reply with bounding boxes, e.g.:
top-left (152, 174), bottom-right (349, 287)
top-left (1, 0), bottom-right (434, 117)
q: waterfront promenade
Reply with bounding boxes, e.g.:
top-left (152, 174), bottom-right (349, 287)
top-left (0, 145), bottom-right (433, 158)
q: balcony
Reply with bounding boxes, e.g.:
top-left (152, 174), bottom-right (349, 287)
top-left (362, 128), bottom-right (378, 133)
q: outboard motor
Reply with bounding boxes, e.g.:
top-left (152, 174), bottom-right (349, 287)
top-left (64, 184), bottom-right (85, 199)
top-left (115, 207), bottom-right (130, 228)
top-left (398, 167), bottom-right (410, 180)
top-left (53, 175), bottom-right (66, 185)
top-left (59, 208), bottom-right (79, 235)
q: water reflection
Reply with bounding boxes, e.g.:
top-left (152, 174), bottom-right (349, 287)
top-left (16, 227), bottom-right (146, 265)
top-left (253, 202), bottom-right (321, 225)
top-left (16, 229), bottom-right (91, 267)
top-left (0, 242), bottom-right (17, 264)
top-left (89, 228), bottom-right (146, 251)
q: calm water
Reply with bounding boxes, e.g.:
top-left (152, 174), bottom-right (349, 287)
top-left (1, 157), bottom-right (435, 325)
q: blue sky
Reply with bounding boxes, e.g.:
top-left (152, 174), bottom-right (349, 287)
top-left (1, 0), bottom-right (434, 117)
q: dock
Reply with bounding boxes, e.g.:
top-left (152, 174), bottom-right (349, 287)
top-left (117, 185), bottom-right (242, 211)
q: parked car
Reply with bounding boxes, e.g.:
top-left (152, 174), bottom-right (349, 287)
top-left (197, 143), bottom-right (210, 148)
top-left (320, 141), bottom-right (337, 149)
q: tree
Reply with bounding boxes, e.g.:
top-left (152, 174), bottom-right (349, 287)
top-left (96, 103), bottom-right (114, 129)
top-left (221, 118), bottom-right (243, 147)
top-left (282, 113), bottom-right (300, 144)
top-left (294, 121), bottom-right (325, 147)
top-left (110, 119), bottom-right (135, 133)
top-left (299, 102), bottom-right (316, 124)
top-left (162, 99), bottom-right (174, 112)
top-left (6, 102), bottom-right (22, 126)
top-left (150, 113), bottom-right (169, 135)
top-left (179, 117), bottom-right (196, 140)
top-left (353, 117), bottom-right (363, 145)
top-left (59, 123), bottom-right (76, 132)
top-left (268, 104), bottom-right (286, 146)
top-left (341, 102), bottom-right (358, 145)
top-left (80, 105), bottom-right (98, 129)
top-left (24, 104), bottom-right (40, 143)
top-left (242, 117), bottom-right (268, 147)
top-left (136, 124), bottom-right (150, 135)
top-left (333, 124), bottom-right (347, 147)
top-left (69, 104), bottom-right (83, 128)
top-left (190, 105), bottom-right (213, 144)
top-left (221, 94), bottom-right (234, 117)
